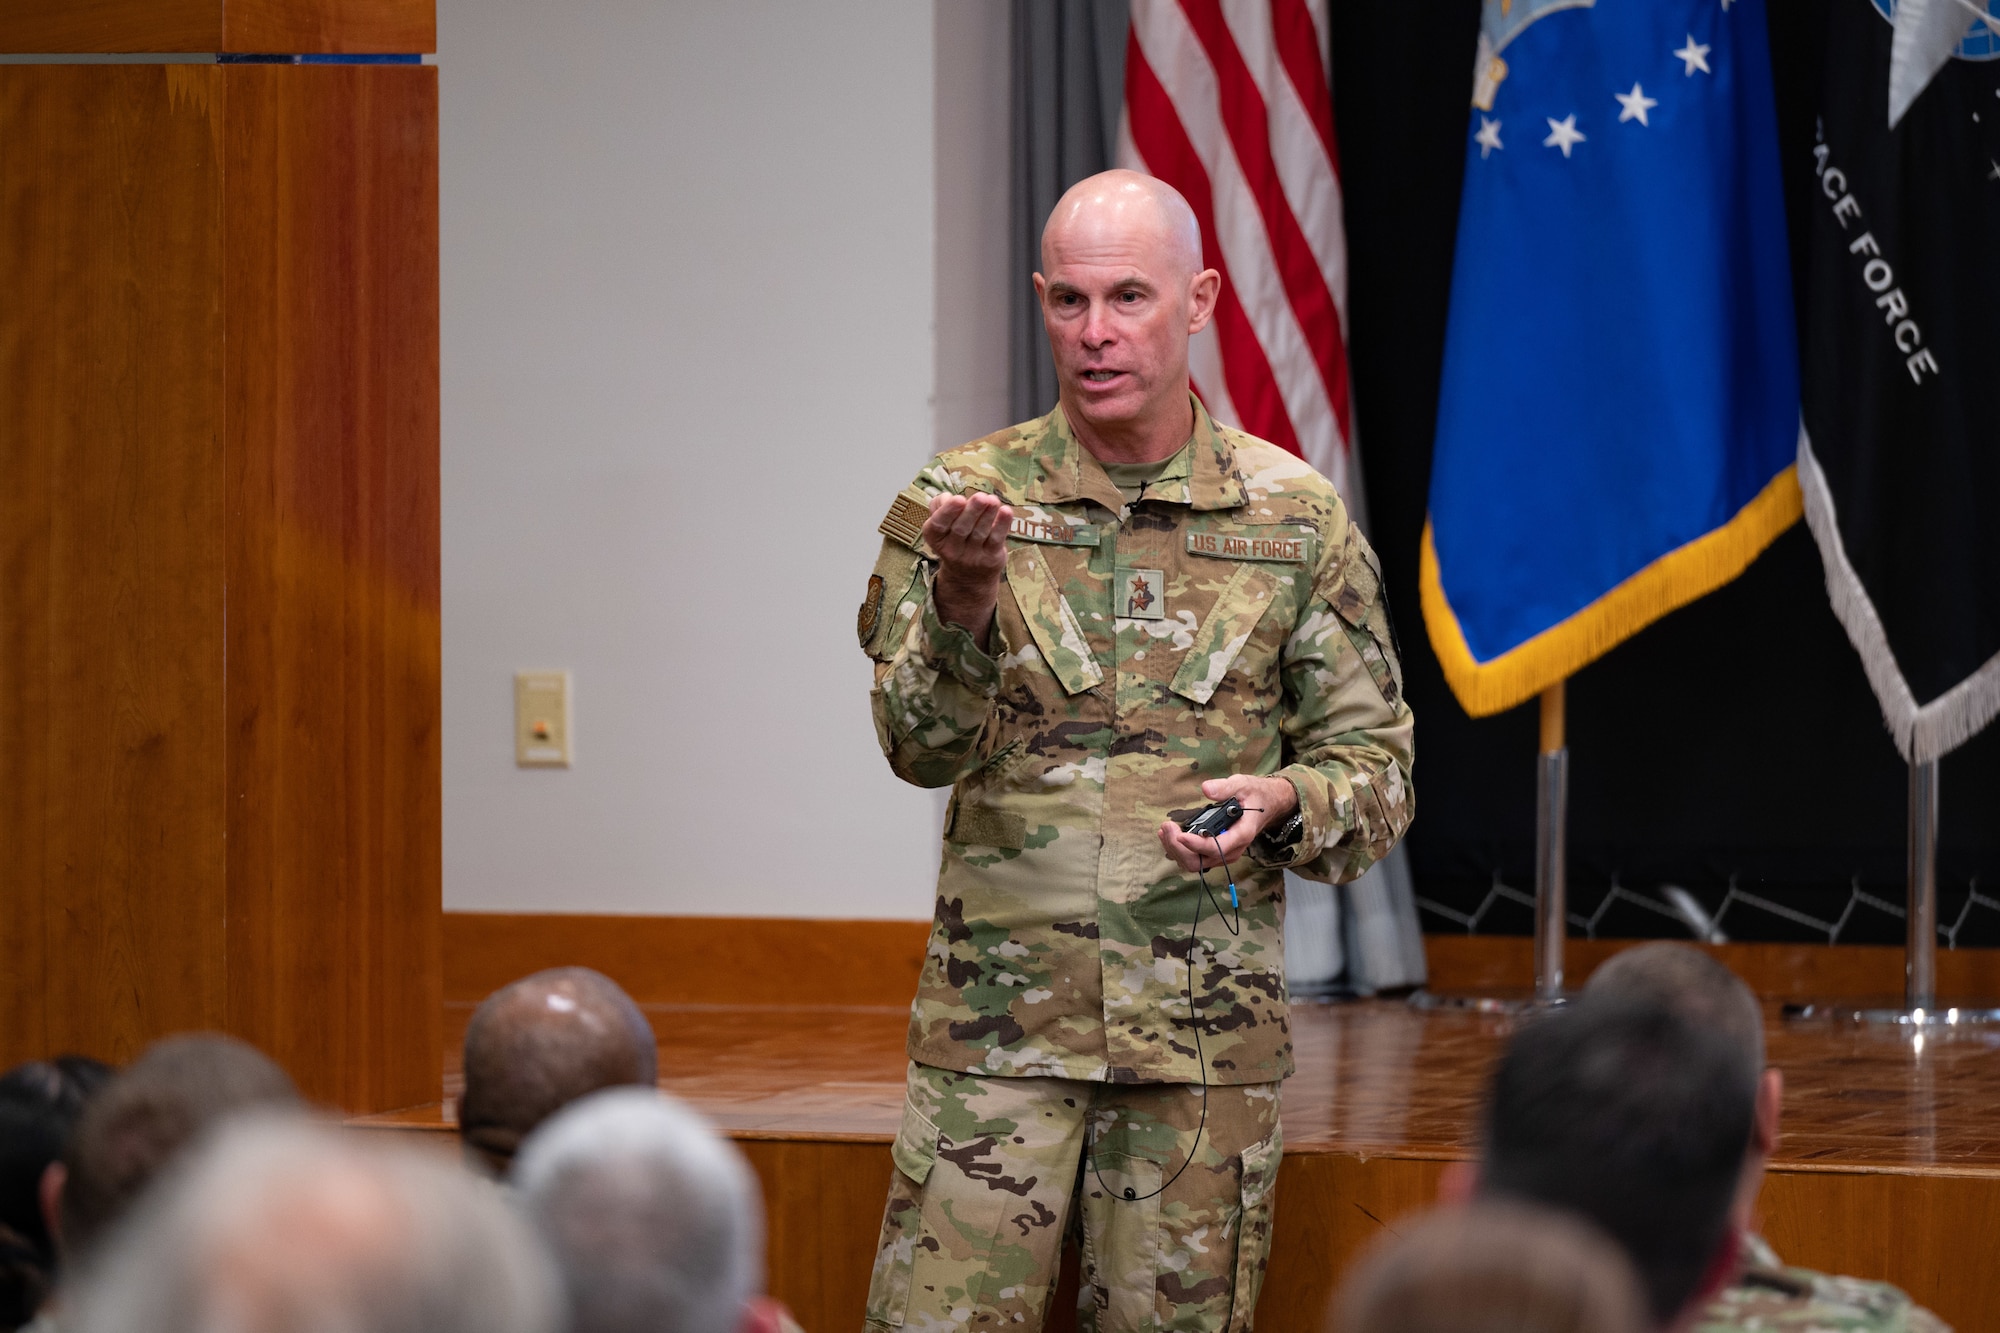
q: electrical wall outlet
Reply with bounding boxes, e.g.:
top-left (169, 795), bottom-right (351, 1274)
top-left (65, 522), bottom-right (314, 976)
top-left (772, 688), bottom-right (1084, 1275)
top-left (515, 671), bottom-right (572, 767)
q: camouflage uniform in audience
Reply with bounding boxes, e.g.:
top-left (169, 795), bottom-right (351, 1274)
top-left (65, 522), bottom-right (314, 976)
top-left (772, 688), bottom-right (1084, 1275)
top-left (860, 400), bottom-right (1413, 1330)
top-left (1698, 1236), bottom-right (1951, 1333)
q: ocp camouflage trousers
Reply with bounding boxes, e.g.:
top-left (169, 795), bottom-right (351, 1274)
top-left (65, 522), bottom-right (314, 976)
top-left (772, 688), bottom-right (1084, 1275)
top-left (864, 1061), bottom-right (1283, 1333)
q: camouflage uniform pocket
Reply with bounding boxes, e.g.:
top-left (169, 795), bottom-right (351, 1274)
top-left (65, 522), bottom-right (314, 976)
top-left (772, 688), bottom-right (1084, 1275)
top-left (1227, 1123), bottom-right (1283, 1332)
top-left (1319, 527), bottom-right (1403, 709)
top-left (866, 1098), bottom-right (941, 1327)
top-left (1168, 560), bottom-right (1286, 705)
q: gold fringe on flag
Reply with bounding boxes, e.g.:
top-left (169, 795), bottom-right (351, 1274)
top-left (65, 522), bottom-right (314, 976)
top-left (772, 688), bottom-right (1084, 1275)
top-left (1420, 465), bottom-right (1803, 717)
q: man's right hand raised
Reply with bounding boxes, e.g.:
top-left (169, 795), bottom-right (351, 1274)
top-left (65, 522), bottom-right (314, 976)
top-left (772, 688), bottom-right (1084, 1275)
top-left (923, 491), bottom-right (1013, 652)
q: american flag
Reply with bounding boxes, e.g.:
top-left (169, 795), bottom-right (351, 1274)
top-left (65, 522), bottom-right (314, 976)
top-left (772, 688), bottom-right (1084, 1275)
top-left (1118, 0), bottom-right (1354, 504)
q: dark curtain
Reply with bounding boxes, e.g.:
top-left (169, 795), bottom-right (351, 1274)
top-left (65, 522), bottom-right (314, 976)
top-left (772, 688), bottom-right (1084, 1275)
top-left (1329, 0), bottom-right (2000, 944)
top-left (1010, 0), bottom-right (1130, 423)
top-left (1005, 0), bottom-right (2000, 944)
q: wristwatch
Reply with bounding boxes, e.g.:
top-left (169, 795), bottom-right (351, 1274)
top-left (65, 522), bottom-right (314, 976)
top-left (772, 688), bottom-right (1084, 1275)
top-left (1255, 807), bottom-right (1306, 858)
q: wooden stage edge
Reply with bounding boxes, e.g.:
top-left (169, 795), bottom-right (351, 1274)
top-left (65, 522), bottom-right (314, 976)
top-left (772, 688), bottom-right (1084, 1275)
top-left (408, 916), bottom-right (2000, 1332)
top-left (442, 910), bottom-right (2000, 1008)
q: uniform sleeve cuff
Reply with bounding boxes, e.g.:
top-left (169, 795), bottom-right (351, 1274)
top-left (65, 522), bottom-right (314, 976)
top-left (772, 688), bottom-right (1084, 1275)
top-left (1250, 768), bottom-right (1329, 870)
top-left (921, 596), bottom-right (1001, 696)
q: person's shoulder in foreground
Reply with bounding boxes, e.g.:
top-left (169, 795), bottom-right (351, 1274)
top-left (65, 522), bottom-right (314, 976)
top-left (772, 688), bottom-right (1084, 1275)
top-left (1697, 1235), bottom-right (1951, 1333)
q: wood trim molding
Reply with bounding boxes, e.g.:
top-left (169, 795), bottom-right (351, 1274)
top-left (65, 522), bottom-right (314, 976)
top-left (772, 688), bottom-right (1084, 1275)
top-left (444, 913), bottom-right (930, 1008)
top-left (1423, 935), bottom-right (2000, 1002)
top-left (446, 913), bottom-right (2000, 1008)
top-left (0, 0), bottom-right (435, 54)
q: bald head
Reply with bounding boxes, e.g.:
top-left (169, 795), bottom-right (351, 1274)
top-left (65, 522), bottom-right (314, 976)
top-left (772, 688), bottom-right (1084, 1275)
top-left (1034, 170), bottom-right (1219, 458)
top-left (459, 968), bottom-right (657, 1175)
top-left (1041, 169), bottom-right (1203, 278)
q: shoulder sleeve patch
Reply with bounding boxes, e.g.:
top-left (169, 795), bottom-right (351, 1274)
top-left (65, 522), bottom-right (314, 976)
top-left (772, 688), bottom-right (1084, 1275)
top-left (860, 540), bottom-right (923, 660)
top-left (878, 489), bottom-right (931, 551)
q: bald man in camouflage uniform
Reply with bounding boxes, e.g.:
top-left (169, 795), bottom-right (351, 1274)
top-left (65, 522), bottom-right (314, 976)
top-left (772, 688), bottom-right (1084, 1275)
top-left (857, 171), bottom-right (1413, 1332)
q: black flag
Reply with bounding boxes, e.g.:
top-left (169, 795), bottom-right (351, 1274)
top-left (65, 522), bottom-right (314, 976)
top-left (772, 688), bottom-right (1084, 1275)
top-left (1799, 0), bottom-right (2000, 763)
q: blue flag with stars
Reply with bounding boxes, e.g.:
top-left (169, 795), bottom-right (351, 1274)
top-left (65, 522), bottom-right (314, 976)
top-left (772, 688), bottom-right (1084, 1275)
top-left (1421, 0), bottom-right (1801, 716)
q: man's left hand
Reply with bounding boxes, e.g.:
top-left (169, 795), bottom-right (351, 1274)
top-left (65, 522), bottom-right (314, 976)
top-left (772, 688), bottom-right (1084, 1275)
top-left (1158, 774), bottom-right (1300, 874)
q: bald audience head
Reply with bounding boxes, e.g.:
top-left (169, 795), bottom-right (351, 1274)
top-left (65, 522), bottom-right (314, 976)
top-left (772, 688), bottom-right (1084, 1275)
top-left (1034, 170), bottom-right (1220, 457)
top-left (69, 1117), bottom-right (560, 1333)
top-left (459, 967), bottom-right (657, 1174)
top-left (1331, 1201), bottom-right (1647, 1333)
top-left (59, 1034), bottom-right (300, 1262)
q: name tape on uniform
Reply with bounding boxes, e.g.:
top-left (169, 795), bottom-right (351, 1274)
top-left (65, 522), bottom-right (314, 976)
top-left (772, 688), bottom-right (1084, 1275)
top-left (1010, 514), bottom-right (1099, 547)
top-left (1186, 530), bottom-right (1310, 563)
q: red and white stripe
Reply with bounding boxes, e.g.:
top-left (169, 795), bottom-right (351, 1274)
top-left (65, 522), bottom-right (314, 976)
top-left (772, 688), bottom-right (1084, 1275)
top-left (1119, 0), bottom-right (1355, 504)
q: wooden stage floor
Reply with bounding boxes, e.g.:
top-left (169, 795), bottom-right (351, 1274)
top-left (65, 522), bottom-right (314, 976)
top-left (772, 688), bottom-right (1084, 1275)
top-left (355, 999), bottom-right (2000, 1332)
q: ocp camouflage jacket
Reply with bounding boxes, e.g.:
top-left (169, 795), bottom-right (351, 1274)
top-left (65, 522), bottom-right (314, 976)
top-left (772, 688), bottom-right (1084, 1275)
top-left (860, 399), bottom-right (1414, 1086)
top-left (1697, 1235), bottom-right (1951, 1333)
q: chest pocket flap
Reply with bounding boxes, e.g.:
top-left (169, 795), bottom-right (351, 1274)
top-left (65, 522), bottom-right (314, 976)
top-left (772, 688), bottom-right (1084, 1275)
top-left (1170, 522), bottom-right (1309, 706)
top-left (1004, 545), bottom-right (1105, 695)
top-left (1169, 560), bottom-right (1285, 705)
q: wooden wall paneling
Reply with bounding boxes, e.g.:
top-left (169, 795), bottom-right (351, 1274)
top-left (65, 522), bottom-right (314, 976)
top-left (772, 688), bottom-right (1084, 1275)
top-left (443, 913), bottom-right (933, 1007)
top-left (0, 2), bottom-right (220, 52)
top-left (0, 68), bottom-right (56, 1068)
top-left (224, 0), bottom-right (434, 55)
top-left (737, 1139), bottom-right (891, 1331)
top-left (0, 1), bottom-right (434, 53)
top-left (1256, 1153), bottom-right (1450, 1330)
top-left (1760, 1167), bottom-right (2000, 1333)
top-left (224, 64), bottom-right (441, 1113)
top-left (0, 65), bottom-right (230, 1069)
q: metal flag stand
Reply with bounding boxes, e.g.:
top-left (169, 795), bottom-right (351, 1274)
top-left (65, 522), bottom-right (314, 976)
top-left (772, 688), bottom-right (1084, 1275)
top-left (1534, 681), bottom-right (1569, 1004)
top-left (1411, 683), bottom-right (1572, 1015)
top-left (1791, 760), bottom-right (2000, 1027)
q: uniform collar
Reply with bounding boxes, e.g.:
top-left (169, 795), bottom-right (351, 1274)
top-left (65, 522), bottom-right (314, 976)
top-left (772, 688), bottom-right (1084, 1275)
top-left (1025, 394), bottom-right (1246, 513)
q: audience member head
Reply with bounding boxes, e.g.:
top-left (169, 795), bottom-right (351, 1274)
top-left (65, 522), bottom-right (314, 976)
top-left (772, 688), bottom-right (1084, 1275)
top-left (1472, 1000), bottom-right (1758, 1327)
top-left (1585, 943), bottom-right (1763, 1073)
top-left (68, 1116), bottom-right (561, 1333)
top-left (1585, 942), bottom-right (1783, 1222)
top-left (59, 1035), bottom-right (300, 1265)
top-left (515, 1086), bottom-right (782, 1333)
top-left (459, 967), bottom-right (658, 1175)
top-left (1331, 1201), bottom-right (1647, 1333)
top-left (0, 1057), bottom-right (115, 1323)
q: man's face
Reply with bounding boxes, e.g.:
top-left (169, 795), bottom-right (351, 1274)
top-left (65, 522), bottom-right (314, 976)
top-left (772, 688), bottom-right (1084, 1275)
top-left (1035, 217), bottom-right (1211, 434)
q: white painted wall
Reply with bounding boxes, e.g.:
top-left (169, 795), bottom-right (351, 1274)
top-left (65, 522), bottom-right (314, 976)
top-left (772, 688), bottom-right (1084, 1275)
top-left (933, 0), bottom-right (1015, 453)
top-left (440, 1), bottom-right (1009, 916)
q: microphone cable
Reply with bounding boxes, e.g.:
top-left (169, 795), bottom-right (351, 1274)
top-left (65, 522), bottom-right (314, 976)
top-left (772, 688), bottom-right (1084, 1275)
top-left (1085, 828), bottom-right (1246, 1204)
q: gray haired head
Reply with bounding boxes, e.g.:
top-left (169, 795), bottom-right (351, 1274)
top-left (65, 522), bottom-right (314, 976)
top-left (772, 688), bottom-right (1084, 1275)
top-left (514, 1087), bottom-right (763, 1333)
top-left (67, 1115), bottom-right (561, 1333)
